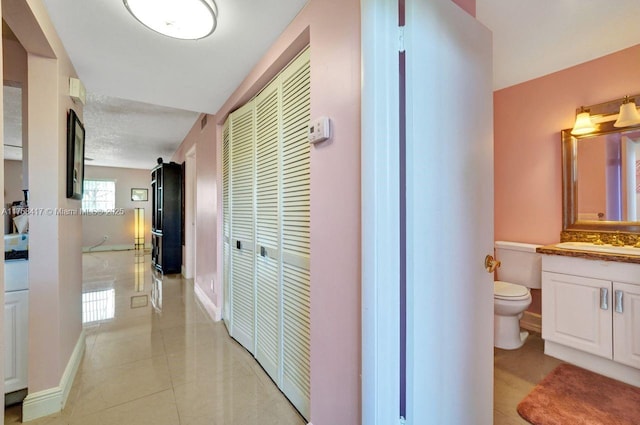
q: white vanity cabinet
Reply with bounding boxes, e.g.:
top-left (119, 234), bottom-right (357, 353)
top-left (4, 259), bottom-right (29, 395)
top-left (541, 253), bottom-right (640, 386)
top-left (613, 282), bottom-right (640, 369)
top-left (542, 272), bottom-right (613, 359)
top-left (4, 289), bottom-right (28, 393)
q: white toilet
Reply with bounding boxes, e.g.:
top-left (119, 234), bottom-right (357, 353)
top-left (493, 241), bottom-right (542, 350)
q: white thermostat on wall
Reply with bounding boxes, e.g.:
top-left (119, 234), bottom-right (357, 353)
top-left (308, 117), bottom-right (332, 144)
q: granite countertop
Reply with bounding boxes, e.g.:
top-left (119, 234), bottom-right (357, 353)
top-left (537, 244), bottom-right (640, 264)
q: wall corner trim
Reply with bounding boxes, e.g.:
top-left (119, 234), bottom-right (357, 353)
top-left (194, 283), bottom-right (222, 322)
top-left (22, 330), bottom-right (86, 421)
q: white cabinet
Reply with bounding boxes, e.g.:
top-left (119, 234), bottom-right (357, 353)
top-left (613, 281), bottom-right (640, 369)
top-left (542, 272), bottom-right (612, 359)
top-left (541, 254), bottom-right (640, 386)
top-left (5, 289), bottom-right (28, 393)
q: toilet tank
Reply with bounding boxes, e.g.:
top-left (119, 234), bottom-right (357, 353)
top-left (494, 241), bottom-right (542, 289)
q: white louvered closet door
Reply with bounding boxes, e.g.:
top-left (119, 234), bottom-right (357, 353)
top-left (222, 120), bottom-right (231, 329)
top-left (223, 48), bottom-right (310, 421)
top-left (279, 50), bottom-right (311, 419)
top-left (229, 102), bottom-right (256, 353)
top-left (254, 84), bottom-right (281, 380)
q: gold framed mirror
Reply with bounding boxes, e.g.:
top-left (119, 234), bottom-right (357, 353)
top-left (562, 98), bottom-right (640, 234)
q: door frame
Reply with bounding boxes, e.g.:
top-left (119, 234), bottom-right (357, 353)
top-left (184, 145), bottom-right (197, 279)
top-left (361, 0), bottom-right (401, 423)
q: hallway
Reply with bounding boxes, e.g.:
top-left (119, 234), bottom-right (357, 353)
top-left (6, 250), bottom-right (304, 424)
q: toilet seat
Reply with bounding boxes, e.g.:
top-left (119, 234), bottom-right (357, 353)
top-left (494, 280), bottom-right (530, 301)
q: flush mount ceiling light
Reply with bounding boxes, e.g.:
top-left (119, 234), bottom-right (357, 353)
top-left (571, 107), bottom-right (595, 135)
top-left (123, 0), bottom-right (218, 40)
top-left (614, 96), bottom-right (640, 128)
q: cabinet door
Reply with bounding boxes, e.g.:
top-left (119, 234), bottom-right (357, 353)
top-left (5, 290), bottom-right (28, 393)
top-left (613, 282), bottom-right (640, 369)
top-left (542, 271), bottom-right (612, 359)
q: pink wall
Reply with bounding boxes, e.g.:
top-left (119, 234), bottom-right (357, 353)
top-left (171, 114), bottom-right (217, 305)
top-left (452, 0), bottom-right (475, 16)
top-left (208, 1), bottom-right (361, 422)
top-left (4, 0), bottom-right (84, 394)
top-left (494, 44), bottom-right (640, 245)
top-left (82, 165), bottom-right (152, 249)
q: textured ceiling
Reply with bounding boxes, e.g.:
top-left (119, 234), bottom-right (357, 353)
top-left (6, 1), bottom-right (640, 170)
top-left (82, 94), bottom-right (201, 170)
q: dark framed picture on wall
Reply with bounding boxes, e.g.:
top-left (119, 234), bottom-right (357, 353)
top-left (66, 109), bottom-right (86, 200)
top-left (131, 188), bottom-right (148, 201)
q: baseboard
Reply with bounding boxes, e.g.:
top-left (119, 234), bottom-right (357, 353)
top-left (520, 311), bottom-right (541, 334)
top-left (22, 330), bottom-right (85, 422)
top-left (82, 244), bottom-right (152, 253)
top-left (194, 283), bottom-right (222, 322)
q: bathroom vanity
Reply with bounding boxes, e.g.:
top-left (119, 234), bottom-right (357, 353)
top-left (538, 245), bottom-right (640, 386)
top-left (542, 97), bottom-right (640, 386)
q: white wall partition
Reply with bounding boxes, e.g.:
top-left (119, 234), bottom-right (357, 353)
top-left (223, 48), bottom-right (310, 420)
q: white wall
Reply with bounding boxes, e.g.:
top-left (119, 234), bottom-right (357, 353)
top-left (83, 165), bottom-right (152, 250)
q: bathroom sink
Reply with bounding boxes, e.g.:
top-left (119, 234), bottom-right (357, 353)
top-left (555, 241), bottom-right (640, 256)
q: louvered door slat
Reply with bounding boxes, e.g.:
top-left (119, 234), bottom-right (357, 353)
top-left (223, 120), bottom-right (231, 327)
top-left (230, 102), bottom-right (256, 353)
top-left (280, 49), bottom-right (311, 420)
top-left (255, 84), bottom-right (281, 379)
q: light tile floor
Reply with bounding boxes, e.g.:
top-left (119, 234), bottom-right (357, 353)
top-left (4, 249), bottom-right (564, 424)
top-left (5, 250), bottom-right (305, 425)
top-left (493, 332), bottom-right (563, 424)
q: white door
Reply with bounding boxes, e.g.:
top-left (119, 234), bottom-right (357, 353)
top-left (279, 50), bottom-right (311, 419)
top-left (254, 83), bottom-right (281, 380)
top-left (613, 281), bottom-right (640, 368)
top-left (222, 121), bottom-right (232, 329)
top-left (404, 1), bottom-right (494, 424)
top-left (362, 1), bottom-right (494, 423)
top-left (229, 102), bottom-right (256, 352)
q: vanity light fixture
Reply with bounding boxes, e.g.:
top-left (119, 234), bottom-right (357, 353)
top-left (571, 107), bottom-right (595, 135)
top-left (614, 96), bottom-right (640, 128)
top-left (123, 0), bottom-right (218, 40)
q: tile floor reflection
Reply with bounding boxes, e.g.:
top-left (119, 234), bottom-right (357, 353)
top-left (5, 250), bottom-right (305, 425)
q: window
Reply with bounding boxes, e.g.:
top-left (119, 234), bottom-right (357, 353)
top-left (82, 180), bottom-right (116, 211)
